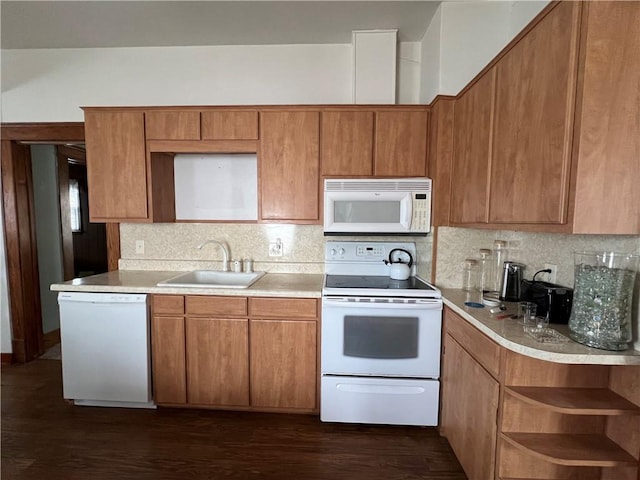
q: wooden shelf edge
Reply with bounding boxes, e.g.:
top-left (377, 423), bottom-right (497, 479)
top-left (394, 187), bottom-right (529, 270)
top-left (501, 432), bottom-right (638, 467)
top-left (506, 386), bottom-right (640, 416)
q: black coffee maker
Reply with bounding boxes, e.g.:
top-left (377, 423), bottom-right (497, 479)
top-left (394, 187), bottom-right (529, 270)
top-left (499, 261), bottom-right (525, 302)
top-left (520, 280), bottom-right (573, 324)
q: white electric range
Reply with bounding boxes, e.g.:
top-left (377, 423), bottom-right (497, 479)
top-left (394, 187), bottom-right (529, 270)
top-left (320, 241), bottom-right (443, 427)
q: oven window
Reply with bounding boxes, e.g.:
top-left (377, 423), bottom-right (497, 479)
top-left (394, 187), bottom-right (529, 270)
top-left (343, 315), bottom-right (419, 359)
top-left (334, 201), bottom-right (400, 223)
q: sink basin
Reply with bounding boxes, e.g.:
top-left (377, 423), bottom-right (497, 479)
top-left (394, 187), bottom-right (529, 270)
top-left (157, 270), bottom-right (266, 289)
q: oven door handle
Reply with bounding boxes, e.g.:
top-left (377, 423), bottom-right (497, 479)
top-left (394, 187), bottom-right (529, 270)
top-left (322, 298), bottom-right (442, 310)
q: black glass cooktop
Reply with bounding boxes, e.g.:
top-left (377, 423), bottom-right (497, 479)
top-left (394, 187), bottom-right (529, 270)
top-left (325, 275), bottom-right (437, 291)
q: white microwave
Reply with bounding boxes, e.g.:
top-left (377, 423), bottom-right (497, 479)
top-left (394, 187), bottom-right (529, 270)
top-left (323, 178), bottom-right (431, 235)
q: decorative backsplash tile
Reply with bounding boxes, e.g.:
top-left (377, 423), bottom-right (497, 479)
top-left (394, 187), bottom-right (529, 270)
top-left (435, 226), bottom-right (639, 288)
top-left (119, 223), bottom-right (434, 278)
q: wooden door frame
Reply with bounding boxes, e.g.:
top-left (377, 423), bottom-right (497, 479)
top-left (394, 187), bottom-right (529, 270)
top-left (1, 122), bottom-right (121, 363)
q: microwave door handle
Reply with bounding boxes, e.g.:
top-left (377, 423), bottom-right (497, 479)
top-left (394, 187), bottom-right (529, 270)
top-left (401, 197), bottom-right (412, 229)
top-left (322, 299), bottom-right (442, 310)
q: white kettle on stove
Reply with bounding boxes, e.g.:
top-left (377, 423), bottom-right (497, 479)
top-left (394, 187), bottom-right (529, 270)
top-left (383, 248), bottom-right (413, 280)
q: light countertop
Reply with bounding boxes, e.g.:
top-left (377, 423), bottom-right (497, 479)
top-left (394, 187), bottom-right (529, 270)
top-left (50, 272), bottom-right (639, 365)
top-left (50, 270), bottom-right (324, 298)
top-left (441, 288), bottom-right (640, 366)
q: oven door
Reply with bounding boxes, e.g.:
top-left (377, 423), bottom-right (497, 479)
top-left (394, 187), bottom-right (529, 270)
top-left (321, 297), bottom-right (442, 378)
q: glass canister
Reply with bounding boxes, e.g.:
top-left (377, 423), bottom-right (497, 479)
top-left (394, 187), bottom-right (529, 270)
top-left (478, 248), bottom-right (492, 293)
top-left (568, 252), bottom-right (639, 351)
top-left (462, 259), bottom-right (478, 292)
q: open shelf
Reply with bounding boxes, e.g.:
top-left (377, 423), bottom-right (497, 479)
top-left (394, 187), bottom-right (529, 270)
top-left (501, 432), bottom-right (637, 467)
top-left (505, 387), bottom-right (640, 415)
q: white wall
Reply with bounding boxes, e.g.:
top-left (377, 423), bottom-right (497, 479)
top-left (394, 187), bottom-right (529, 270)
top-left (421, 0), bottom-right (549, 102)
top-left (31, 146), bottom-right (64, 334)
top-left (1, 41), bottom-right (427, 123)
top-left (1, 44), bottom-right (353, 122)
top-left (420, 4), bottom-right (442, 104)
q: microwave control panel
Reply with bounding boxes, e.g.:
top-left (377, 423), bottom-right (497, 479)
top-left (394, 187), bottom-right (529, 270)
top-left (410, 193), bottom-right (431, 232)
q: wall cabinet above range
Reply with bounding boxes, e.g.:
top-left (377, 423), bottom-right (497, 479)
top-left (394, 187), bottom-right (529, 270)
top-left (320, 108), bottom-right (429, 178)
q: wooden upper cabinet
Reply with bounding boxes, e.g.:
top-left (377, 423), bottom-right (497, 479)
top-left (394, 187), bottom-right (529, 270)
top-left (374, 111), bottom-right (428, 177)
top-left (450, 70), bottom-right (496, 224)
top-left (145, 111), bottom-right (200, 140)
top-left (84, 110), bottom-right (149, 221)
top-left (320, 111), bottom-right (374, 176)
top-left (201, 111), bottom-right (258, 140)
top-left (571, 1), bottom-right (640, 234)
top-left (259, 111), bottom-right (320, 222)
top-left (489, 1), bottom-right (580, 224)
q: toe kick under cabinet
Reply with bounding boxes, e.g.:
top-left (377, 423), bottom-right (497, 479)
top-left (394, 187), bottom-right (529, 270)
top-left (151, 294), bottom-right (319, 413)
top-left (440, 307), bottom-right (640, 480)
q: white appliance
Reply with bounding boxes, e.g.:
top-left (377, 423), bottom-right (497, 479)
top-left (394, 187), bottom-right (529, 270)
top-left (323, 178), bottom-right (431, 235)
top-left (321, 241), bottom-right (442, 426)
top-left (58, 292), bottom-right (155, 408)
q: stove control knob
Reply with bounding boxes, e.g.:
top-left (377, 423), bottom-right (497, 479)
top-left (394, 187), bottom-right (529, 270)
top-left (330, 248), bottom-right (337, 256)
top-left (338, 248), bottom-right (345, 255)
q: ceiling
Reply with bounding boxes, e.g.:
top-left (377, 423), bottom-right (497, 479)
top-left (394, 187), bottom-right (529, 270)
top-left (1, 1), bottom-right (442, 49)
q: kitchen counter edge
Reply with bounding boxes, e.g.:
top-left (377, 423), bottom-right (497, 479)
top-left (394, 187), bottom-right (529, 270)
top-left (50, 270), bottom-right (323, 298)
top-left (441, 288), bottom-right (640, 366)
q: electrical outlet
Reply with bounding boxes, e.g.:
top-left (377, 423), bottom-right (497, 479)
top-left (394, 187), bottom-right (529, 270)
top-left (135, 240), bottom-right (145, 255)
top-left (269, 238), bottom-right (283, 257)
top-left (544, 263), bottom-right (557, 283)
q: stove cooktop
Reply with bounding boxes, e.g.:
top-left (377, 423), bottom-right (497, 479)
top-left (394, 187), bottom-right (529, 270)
top-left (323, 274), bottom-right (441, 299)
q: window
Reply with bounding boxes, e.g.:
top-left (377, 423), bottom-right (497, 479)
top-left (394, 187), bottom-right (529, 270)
top-left (69, 179), bottom-right (82, 233)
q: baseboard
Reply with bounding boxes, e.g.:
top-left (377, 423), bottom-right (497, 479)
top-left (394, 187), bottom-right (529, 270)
top-left (1, 353), bottom-right (14, 365)
top-left (43, 329), bottom-right (61, 350)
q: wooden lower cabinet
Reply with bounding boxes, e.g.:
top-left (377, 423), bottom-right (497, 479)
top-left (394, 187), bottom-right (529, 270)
top-left (250, 319), bottom-right (317, 410)
top-left (150, 294), bottom-right (318, 413)
top-left (441, 334), bottom-right (499, 480)
top-left (151, 315), bottom-right (187, 404)
top-left (186, 317), bottom-right (249, 406)
top-left (441, 306), bottom-right (640, 480)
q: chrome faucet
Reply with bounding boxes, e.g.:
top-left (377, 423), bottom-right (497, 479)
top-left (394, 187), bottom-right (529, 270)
top-left (197, 240), bottom-right (230, 272)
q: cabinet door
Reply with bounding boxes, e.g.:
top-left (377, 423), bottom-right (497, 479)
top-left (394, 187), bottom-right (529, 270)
top-left (489, 2), bottom-right (580, 224)
top-left (320, 111), bottom-right (373, 176)
top-left (374, 111), bottom-right (428, 177)
top-left (441, 334), bottom-right (499, 480)
top-left (185, 317), bottom-right (249, 406)
top-left (151, 316), bottom-right (186, 404)
top-left (145, 110), bottom-right (200, 140)
top-left (250, 319), bottom-right (317, 410)
top-left (259, 111), bottom-right (320, 221)
top-left (201, 110), bottom-right (258, 140)
top-left (84, 111), bottom-right (148, 221)
top-left (450, 70), bottom-right (495, 224)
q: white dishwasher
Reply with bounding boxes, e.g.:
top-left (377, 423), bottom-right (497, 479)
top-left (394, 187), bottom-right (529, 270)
top-left (58, 292), bottom-right (155, 408)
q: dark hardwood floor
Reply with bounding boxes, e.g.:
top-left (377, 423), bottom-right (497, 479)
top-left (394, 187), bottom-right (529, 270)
top-left (2, 359), bottom-right (467, 480)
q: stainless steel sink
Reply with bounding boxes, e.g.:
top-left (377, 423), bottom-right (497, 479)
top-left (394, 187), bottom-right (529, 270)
top-left (157, 270), bottom-right (266, 289)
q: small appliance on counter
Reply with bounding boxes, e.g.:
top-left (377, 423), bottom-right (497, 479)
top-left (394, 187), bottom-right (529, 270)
top-left (520, 280), bottom-right (573, 324)
top-left (499, 261), bottom-right (525, 301)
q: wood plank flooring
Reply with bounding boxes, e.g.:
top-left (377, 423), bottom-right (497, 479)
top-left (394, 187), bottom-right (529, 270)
top-left (2, 359), bottom-right (467, 480)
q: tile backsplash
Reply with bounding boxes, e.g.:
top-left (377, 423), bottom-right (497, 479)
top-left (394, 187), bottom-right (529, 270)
top-left (119, 223), bottom-right (434, 278)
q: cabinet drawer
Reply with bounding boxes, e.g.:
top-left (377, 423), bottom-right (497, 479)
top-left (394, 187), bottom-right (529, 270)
top-left (153, 295), bottom-right (185, 315)
top-left (249, 298), bottom-right (318, 319)
top-left (145, 110), bottom-right (201, 140)
top-left (444, 307), bottom-right (501, 378)
top-left (186, 296), bottom-right (248, 317)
